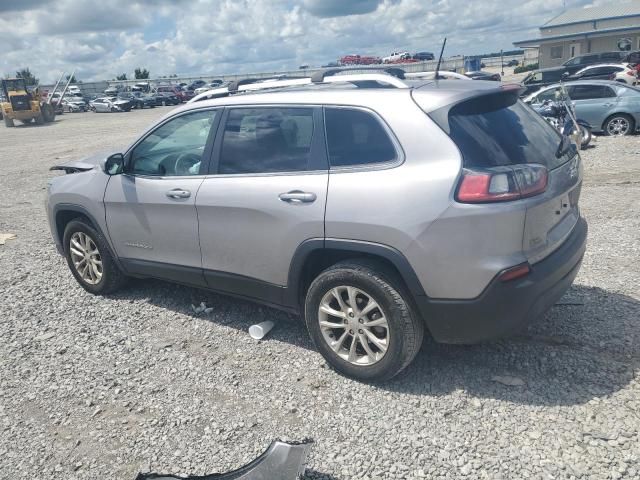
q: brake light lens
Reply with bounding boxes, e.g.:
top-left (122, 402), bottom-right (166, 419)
top-left (627, 71), bottom-right (636, 77)
top-left (456, 164), bottom-right (547, 203)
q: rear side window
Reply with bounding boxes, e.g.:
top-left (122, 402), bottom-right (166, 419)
top-left (435, 93), bottom-right (571, 170)
top-left (324, 108), bottom-right (396, 167)
top-left (568, 85), bottom-right (616, 100)
top-left (218, 107), bottom-right (314, 174)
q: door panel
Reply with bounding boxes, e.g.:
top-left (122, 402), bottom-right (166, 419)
top-left (105, 175), bottom-right (205, 269)
top-left (197, 106), bottom-right (328, 289)
top-left (197, 173), bottom-right (327, 286)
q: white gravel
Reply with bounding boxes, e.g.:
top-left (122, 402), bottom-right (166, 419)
top-left (1, 108), bottom-right (639, 480)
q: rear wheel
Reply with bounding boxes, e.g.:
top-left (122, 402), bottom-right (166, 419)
top-left (579, 125), bottom-right (592, 148)
top-left (35, 115), bottom-right (44, 125)
top-left (41, 104), bottom-right (55, 122)
top-left (604, 114), bottom-right (635, 136)
top-left (304, 260), bottom-right (424, 381)
top-left (63, 220), bottom-right (127, 295)
top-left (4, 116), bottom-right (14, 127)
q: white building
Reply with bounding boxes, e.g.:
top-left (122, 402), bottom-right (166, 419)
top-left (514, 1), bottom-right (640, 67)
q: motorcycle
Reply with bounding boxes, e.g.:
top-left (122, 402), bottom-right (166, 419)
top-left (532, 86), bottom-right (592, 150)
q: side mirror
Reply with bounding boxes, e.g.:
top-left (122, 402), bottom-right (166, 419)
top-left (561, 72), bottom-right (570, 79)
top-left (104, 153), bottom-right (124, 175)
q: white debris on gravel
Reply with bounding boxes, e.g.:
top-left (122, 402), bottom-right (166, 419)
top-left (1, 109), bottom-right (639, 479)
top-left (0, 232), bottom-right (17, 245)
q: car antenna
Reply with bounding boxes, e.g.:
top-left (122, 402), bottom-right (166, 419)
top-left (435, 37), bottom-right (447, 80)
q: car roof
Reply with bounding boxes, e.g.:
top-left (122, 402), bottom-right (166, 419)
top-left (167, 78), bottom-right (513, 119)
top-left (577, 63), bottom-right (629, 71)
top-left (524, 79), bottom-right (626, 99)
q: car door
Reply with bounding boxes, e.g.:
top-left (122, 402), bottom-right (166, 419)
top-left (196, 106), bottom-right (328, 303)
top-left (104, 108), bottom-right (220, 286)
top-left (567, 84), bottom-right (618, 128)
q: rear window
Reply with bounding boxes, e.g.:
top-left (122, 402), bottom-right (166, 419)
top-left (434, 93), bottom-right (573, 170)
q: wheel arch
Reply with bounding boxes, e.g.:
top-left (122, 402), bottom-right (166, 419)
top-left (53, 204), bottom-right (123, 269)
top-left (286, 238), bottom-right (427, 310)
top-left (602, 112), bottom-right (635, 133)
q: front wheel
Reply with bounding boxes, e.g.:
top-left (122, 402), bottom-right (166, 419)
top-left (4, 116), bottom-right (15, 127)
top-left (63, 220), bottom-right (127, 295)
top-left (304, 260), bottom-right (424, 381)
top-left (604, 114), bottom-right (635, 136)
top-left (579, 125), bottom-right (592, 148)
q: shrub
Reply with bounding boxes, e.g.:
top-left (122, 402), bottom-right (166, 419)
top-left (514, 63), bottom-right (539, 74)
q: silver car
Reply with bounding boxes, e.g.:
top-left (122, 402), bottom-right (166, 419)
top-left (89, 97), bottom-right (123, 113)
top-left (524, 80), bottom-right (640, 136)
top-left (47, 73), bottom-right (587, 380)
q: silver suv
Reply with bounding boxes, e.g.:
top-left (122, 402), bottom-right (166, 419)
top-left (47, 72), bottom-right (587, 380)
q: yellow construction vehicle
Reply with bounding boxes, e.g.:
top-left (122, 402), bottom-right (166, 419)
top-left (1, 77), bottom-right (56, 127)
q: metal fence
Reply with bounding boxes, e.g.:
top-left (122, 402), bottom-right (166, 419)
top-left (40, 52), bottom-right (537, 95)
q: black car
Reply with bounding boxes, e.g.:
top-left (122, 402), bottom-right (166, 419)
top-left (187, 80), bottom-right (207, 90)
top-left (413, 51), bottom-right (435, 61)
top-left (506, 59), bottom-right (520, 67)
top-left (118, 92), bottom-right (156, 109)
top-left (155, 92), bottom-right (181, 106)
top-left (521, 66), bottom-right (567, 96)
top-left (623, 50), bottom-right (640, 65)
top-left (466, 70), bottom-right (501, 81)
top-left (562, 51), bottom-right (627, 74)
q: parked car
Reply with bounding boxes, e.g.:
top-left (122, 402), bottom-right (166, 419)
top-left (523, 80), bottom-right (640, 136)
top-left (89, 97), bottom-right (125, 113)
top-left (322, 61), bottom-right (340, 68)
top-left (567, 64), bottom-right (636, 83)
top-left (610, 68), bottom-right (638, 86)
top-left (562, 51), bottom-right (628, 75)
top-left (465, 70), bottom-right (502, 81)
top-left (118, 92), bottom-right (156, 109)
top-left (521, 66), bottom-right (567, 95)
top-left (48, 74), bottom-right (587, 381)
top-left (104, 87), bottom-right (119, 96)
top-left (506, 59), bottom-right (520, 67)
top-left (339, 54), bottom-right (381, 65)
top-left (383, 51), bottom-right (411, 63)
top-left (157, 85), bottom-right (191, 102)
top-left (412, 52), bottom-right (435, 61)
top-left (188, 80), bottom-right (207, 91)
top-left (155, 92), bottom-right (181, 106)
top-left (61, 98), bottom-right (87, 112)
top-left (622, 50), bottom-right (640, 65)
top-left (107, 96), bottom-right (133, 112)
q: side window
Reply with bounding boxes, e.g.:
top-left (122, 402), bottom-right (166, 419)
top-left (550, 45), bottom-right (563, 59)
top-left (324, 108), bottom-right (397, 167)
top-left (218, 107), bottom-right (314, 174)
top-left (569, 85), bottom-right (611, 100)
top-left (129, 110), bottom-right (217, 176)
top-left (536, 89), bottom-right (557, 103)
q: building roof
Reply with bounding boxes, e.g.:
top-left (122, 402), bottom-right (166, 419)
top-left (544, 1), bottom-right (640, 27)
top-left (513, 25), bottom-right (640, 47)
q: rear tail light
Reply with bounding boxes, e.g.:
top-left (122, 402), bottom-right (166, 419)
top-left (456, 164), bottom-right (548, 203)
top-left (626, 71), bottom-right (636, 77)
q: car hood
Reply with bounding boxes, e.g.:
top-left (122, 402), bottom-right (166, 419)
top-left (49, 149), bottom-right (121, 173)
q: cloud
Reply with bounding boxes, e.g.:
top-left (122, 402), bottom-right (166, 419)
top-left (0, 0), bottom-right (608, 83)
top-left (303, 0), bottom-right (384, 17)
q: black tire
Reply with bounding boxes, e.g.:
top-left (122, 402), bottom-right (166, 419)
top-left (63, 219), bottom-right (127, 295)
top-left (304, 260), bottom-right (424, 381)
top-left (579, 125), bottom-right (592, 148)
top-left (35, 115), bottom-right (44, 125)
top-left (603, 113), bottom-right (635, 136)
top-left (4, 116), bottom-right (15, 127)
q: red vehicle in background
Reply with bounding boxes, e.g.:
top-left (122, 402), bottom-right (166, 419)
top-left (339, 54), bottom-right (382, 66)
top-left (156, 85), bottom-right (193, 103)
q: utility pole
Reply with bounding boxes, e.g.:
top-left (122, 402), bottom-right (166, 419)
top-left (501, 49), bottom-right (504, 77)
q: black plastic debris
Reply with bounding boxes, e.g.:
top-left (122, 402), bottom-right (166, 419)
top-left (135, 438), bottom-right (314, 480)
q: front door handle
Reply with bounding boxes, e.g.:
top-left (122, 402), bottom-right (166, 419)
top-left (278, 190), bottom-right (317, 204)
top-left (166, 188), bottom-right (191, 199)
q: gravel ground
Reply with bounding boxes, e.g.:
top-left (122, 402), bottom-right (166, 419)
top-left (1, 108), bottom-right (639, 480)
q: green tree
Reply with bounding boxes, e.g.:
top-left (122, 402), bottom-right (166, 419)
top-left (66, 74), bottom-right (78, 83)
top-left (16, 68), bottom-right (39, 86)
top-left (134, 68), bottom-right (150, 79)
top-left (116, 73), bottom-right (127, 80)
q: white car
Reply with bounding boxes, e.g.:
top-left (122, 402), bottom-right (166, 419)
top-left (62, 98), bottom-right (87, 112)
top-left (383, 51), bottom-right (410, 63)
top-left (571, 63), bottom-right (638, 85)
top-left (89, 97), bottom-right (123, 113)
top-left (67, 85), bottom-right (81, 95)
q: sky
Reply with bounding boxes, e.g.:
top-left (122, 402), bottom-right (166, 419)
top-left (0, 0), bottom-right (610, 83)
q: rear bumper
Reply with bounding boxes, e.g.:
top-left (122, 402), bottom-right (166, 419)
top-left (416, 216), bottom-right (588, 344)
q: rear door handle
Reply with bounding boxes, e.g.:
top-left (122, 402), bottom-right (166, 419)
top-left (278, 191), bottom-right (317, 204)
top-left (166, 188), bottom-right (191, 199)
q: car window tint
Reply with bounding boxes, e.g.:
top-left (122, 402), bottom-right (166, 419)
top-left (218, 107), bottom-right (314, 174)
top-left (325, 108), bottom-right (396, 167)
top-left (536, 89), bottom-right (557, 103)
top-left (568, 85), bottom-right (616, 100)
top-left (130, 110), bottom-right (217, 176)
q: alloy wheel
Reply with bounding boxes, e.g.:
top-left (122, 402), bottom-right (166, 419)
top-left (69, 232), bottom-right (103, 285)
top-left (607, 117), bottom-right (630, 136)
top-left (318, 286), bottom-right (389, 365)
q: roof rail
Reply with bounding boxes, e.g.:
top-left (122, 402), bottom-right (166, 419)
top-left (311, 66), bottom-right (406, 82)
top-left (188, 70), bottom-right (409, 103)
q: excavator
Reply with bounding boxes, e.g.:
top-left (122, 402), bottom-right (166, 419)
top-left (1, 71), bottom-right (74, 127)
